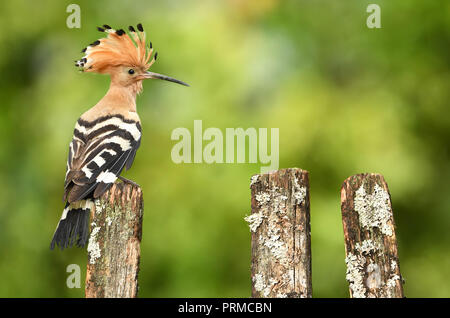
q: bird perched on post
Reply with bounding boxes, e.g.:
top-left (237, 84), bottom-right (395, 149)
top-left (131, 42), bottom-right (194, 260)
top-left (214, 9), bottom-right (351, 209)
top-left (50, 23), bottom-right (188, 250)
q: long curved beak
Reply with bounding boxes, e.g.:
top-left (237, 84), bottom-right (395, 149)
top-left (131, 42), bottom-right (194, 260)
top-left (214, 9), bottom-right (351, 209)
top-left (143, 71), bottom-right (189, 86)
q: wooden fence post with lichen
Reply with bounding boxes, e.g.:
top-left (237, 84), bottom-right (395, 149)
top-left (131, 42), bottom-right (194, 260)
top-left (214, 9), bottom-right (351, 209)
top-left (246, 168), bottom-right (312, 298)
top-left (85, 182), bottom-right (144, 298)
top-left (340, 173), bottom-right (404, 298)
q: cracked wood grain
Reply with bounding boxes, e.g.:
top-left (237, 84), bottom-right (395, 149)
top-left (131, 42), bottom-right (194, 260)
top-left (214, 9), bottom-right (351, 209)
top-left (247, 168), bottom-right (312, 298)
top-left (341, 173), bottom-right (404, 298)
top-left (85, 182), bottom-right (144, 298)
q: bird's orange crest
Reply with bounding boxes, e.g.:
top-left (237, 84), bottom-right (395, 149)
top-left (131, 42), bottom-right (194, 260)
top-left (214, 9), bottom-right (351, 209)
top-left (75, 24), bottom-right (156, 73)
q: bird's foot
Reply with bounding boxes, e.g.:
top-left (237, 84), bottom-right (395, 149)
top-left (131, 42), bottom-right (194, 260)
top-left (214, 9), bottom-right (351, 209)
top-left (118, 176), bottom-right (140, 188)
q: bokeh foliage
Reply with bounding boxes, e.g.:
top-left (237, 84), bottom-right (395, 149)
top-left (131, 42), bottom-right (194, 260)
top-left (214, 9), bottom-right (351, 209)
top-left (0, 0), bottom-right (448, 297)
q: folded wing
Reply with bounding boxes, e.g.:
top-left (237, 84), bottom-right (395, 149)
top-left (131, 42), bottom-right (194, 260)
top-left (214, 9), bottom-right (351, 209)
top-left (63, 115), bottom-right (141, 203)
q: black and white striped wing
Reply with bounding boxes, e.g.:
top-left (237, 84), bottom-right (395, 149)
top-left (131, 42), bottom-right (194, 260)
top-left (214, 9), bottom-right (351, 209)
top-left (64, 115), bottom-right (141, 203)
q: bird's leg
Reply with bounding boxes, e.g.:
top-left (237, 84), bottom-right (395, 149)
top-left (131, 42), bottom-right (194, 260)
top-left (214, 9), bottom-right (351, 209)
top-left (118, 176), bottom-right (140, 188)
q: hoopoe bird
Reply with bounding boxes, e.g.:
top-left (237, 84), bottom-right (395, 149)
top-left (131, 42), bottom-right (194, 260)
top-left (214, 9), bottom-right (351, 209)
top-left (50, 23), bottom-right (188, 250)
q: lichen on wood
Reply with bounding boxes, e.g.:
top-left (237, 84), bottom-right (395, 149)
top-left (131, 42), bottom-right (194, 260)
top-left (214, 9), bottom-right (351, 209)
top-left (247, 168), bottom-right (312, 298)
top-left (85, 182), bottom-right (144, 298)
top-left (341, 173), bottom-right (404, 298)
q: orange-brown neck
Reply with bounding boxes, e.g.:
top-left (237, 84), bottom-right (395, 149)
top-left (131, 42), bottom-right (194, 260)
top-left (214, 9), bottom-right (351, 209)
top-left (99, 80), bottom-right (142, 111)
top-left (80, 78), bottom-right (143, 123)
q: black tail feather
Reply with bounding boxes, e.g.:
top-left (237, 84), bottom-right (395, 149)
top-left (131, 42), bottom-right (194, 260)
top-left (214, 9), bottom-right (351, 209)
top-left (50, 207), bottom-right (90, 250)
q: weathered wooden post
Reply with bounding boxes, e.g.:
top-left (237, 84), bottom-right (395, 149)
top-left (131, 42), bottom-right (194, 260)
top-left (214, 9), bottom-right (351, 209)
top-left (85, 182), bottom-right (144, 298)
top-left (340, 173), bottom-right (404, 298)
top-left (246, 168), bottom-right (312, 298)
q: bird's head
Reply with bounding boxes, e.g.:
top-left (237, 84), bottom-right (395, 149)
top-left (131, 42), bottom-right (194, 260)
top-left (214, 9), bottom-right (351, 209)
top-left (75, 24), bottom-right (189, 93)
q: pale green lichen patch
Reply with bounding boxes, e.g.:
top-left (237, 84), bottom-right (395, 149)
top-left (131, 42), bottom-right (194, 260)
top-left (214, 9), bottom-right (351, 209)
top-left (244, 212), bottom-right (264, 232)
top-left (354, 183), bottom-right (393, 236)
top-left (253, 273), bottom-right (265, 292)
top-left (95, 199), bottom-right (106, 215)
top-left (255, 185), bottom-right (288, 212)
top-left (387, 274), bottom-right (400, 288)
top-left (391, 259), bottom-right (397, 271)
top-left (250, 175), bottom-right (260, 187)
top-left (345, 252), bottom-right (366, 298)
top-left (253, 273), bottom-right (278, 297)
top-left (292, 177), bottom-right (306, 204)
top-left (88, 224), bottom-right (101, 264)
top-left (386, 259), bottom-right (401, 293)
top-left (263, 214), bottom-right (289, 266)
top-left (255, 192), bottom-right (271, 205)
top-left (272, 192), bottom-right (288, 215)
top-left (355, 239), bottom-right (382, 255)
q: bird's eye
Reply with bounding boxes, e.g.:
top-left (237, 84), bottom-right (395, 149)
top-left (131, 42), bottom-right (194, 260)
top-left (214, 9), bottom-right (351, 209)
top-left (128, 69), bottom-right (135, 75)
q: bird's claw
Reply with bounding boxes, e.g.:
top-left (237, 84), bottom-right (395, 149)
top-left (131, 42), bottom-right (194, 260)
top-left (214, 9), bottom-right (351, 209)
top-left (118, 176), bottom-right (140, 188)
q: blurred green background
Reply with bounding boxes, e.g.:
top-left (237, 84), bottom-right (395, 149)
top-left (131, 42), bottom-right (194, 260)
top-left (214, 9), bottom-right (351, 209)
top-left (0, 0), bottom-right (448, 297)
